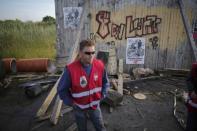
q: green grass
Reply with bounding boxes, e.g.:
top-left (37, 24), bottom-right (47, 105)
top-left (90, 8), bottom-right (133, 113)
top-left (0, 20), bottom-right (56, 59)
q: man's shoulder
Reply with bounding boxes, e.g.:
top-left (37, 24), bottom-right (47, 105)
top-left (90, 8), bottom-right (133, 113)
top-left (67, 60), bottom-right (80, 69)
top-left (93, 59), bottom-right (104, 68)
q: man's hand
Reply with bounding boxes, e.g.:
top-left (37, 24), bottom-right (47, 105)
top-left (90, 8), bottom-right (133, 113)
top-left (183, 92), bottom-right (188, 103)
top-left (191, 91), bottom-right (197, 99)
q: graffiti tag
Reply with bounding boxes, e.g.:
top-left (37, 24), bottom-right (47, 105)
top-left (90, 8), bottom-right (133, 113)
top-left (96, 11), bottom-right (162, 40)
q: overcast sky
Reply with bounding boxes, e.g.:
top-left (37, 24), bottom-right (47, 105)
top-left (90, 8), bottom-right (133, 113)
top-left (0, 0), bottom-right (55, 22)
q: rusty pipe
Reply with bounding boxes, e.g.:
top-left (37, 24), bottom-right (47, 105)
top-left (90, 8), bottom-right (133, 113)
top-left (16, 58), bottom-right (55, 72)
top-left (2, 58), bottom-right (17, 74)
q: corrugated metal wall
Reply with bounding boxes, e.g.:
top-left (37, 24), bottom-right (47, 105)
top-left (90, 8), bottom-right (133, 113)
top-left (55, 0), bottom-right (196, 72)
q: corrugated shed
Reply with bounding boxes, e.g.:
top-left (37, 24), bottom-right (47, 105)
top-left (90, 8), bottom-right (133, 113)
top-left (55, 0), bottom-right (196, 71)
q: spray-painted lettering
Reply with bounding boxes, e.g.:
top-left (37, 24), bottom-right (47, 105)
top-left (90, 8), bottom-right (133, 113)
top-left (96, 11), bottom-right (162, 40)
top-left (149, 36), bottom-right (159, 50)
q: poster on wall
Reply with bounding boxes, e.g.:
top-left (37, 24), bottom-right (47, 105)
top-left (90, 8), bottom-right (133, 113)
top-left (63, 7), bottom-right (82, 29)
top-left (126, 37), bottom-right (145, 64)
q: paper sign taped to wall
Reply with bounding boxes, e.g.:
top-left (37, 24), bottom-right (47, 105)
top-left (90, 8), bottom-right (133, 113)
top-left (126, 38), bottom-right (145, 64)
top-left (63, 7), bottom-right (82, 29)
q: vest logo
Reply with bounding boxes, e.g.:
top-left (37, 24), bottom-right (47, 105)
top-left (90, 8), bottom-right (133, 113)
top-left (94, 73), bottom-right (98, 81)
top-left (80, 76), bottom-right (87, 88)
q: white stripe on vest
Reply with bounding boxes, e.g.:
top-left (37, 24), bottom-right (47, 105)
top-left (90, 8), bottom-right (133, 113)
top-left (75, 100), bottom-right (100, 109)
top-left (188, 100), bottom-right (197, 109)
top-left (72, 87), bottom-right (102, 98)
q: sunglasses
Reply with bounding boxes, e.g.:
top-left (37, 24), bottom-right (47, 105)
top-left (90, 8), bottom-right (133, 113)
top-left (84, 51), bottom-right (95, 55)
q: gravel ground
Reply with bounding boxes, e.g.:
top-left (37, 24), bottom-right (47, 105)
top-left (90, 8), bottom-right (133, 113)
top-left (0, 76), bottom-right (187, 131)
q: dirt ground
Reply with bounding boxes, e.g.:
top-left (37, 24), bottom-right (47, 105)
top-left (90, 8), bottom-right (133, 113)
top-left (0, 75), bottom-right (187, 131)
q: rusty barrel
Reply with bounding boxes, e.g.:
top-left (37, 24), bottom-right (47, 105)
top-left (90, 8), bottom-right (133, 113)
top-left (16, 58), bottom-right (55, 72)
top-left (2, 58), bottom-right (17, 74)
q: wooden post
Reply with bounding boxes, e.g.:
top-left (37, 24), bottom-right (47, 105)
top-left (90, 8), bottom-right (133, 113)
top-left (117, 59), bottom-right (123, 95)
top-left (178, 0), bottom-right (197, 61)
top-left (49, 0), bottom-right (87, 125)
top-left (107, 48), bottom-right (117, 75)
top-left (36, 0), bottom-right (87, 125)
top-left (117, 74), bottom-right (123, 95)
top-left (118, 59), bottom-right (123, 74)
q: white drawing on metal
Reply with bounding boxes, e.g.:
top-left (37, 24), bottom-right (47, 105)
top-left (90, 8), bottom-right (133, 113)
top-left (126, 37), bottom-right (145, 64)
top-left (63, 7), bottom-right (82, 29)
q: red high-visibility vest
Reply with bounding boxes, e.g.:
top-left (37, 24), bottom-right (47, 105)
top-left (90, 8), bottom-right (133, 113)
top-left (67, 59), bottom-right (104, 110)
top-left (187, 62), bottom-right (197, 112)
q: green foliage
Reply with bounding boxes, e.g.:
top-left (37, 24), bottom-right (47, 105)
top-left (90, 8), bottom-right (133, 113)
top-left (42, 16), bottom-right (56, 24)
top-left (0, 20), bottom-right (56, 59)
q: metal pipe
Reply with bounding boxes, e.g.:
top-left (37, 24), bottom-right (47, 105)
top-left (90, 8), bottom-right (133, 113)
top-left (16, 58), bottom-right (55, 72)
top-left (2, 58), bottom-right (17, 74)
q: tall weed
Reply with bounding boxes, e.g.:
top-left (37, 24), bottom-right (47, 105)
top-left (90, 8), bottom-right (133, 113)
top-left (0, 20), bottom-right (56, 59)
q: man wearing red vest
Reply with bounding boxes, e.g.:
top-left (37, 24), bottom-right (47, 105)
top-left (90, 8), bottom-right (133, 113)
top-left (186, 62), bottom-right (197, 131)
top-left (58, 39), bottom-right (109, 131)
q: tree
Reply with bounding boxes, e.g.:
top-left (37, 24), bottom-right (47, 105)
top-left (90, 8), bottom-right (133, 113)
top-left (42, 16), bottom-right (55, 24)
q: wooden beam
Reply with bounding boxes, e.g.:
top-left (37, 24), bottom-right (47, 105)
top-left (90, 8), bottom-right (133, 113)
top-left (66, 123), bottom-right (77, 131)
top-left (117, 74), bottom-right (123, 95)
top-left (50, 95), bottom-right (63, 125)
top-left (118, 59), bottom-right (123, 74)
top-left (50, 1), bottom-right (87, 125)
top-left (36, 107), bottom-right (73, 122)
top-left (36, 77), bottom-right (61, 117)
top-left (123, 76), bottom-right (164, 84)
top-left (61, 106), bottom-right (73, 115)
top-left (178, 0), bottom-right (197, 61)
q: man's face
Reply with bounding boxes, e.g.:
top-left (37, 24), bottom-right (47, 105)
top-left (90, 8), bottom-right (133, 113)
top-left (79, 46), bottom-right (95, 65)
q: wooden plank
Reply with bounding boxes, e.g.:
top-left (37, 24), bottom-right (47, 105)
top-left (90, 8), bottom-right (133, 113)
top-left (36, 107), bottom-right (73, 122)
top-left (158, 68), bottom-right (190, 76)
top-left (178, 0), bottom-right (197, 61)
top-left (118, 59), bottom-right (123, 73)
top-left (50, 96), bottom-right (63, 125)
top-left (123, 75), bottom-right (164, 84)
top-left (166, 8), bottom-right (175, 68)
top-left (36, 77), bottom-right (61, 117)
top-left (117, 74), bottom-right (123, 95)
top-left (164, 68), bottom-right (190, 72)
top-left (50, 0), bottom-right (88, 125)
top-left (161, 6), bottom-right (171, 68)
top-left (66, 123), bottom-right (77, 131)
top-left (107, 56), bottom-right (117, 75)
top-left (61, 106), bottom-right (73, 115)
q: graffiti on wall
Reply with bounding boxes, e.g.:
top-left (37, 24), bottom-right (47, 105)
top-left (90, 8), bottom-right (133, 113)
top-left (149, 36), bottom-right (159, 50)
top-left (96, 11), bottom-right (162, 40)
top-left (96, 11), bottom-right (111, 39)
top-left (89, 33), bottom-right (99, 42)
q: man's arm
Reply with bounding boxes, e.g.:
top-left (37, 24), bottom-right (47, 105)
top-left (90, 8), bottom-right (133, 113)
top-left (57, 68), bottom-right (73, 106)
top-left (101, 69), bottom-right (110, 99)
